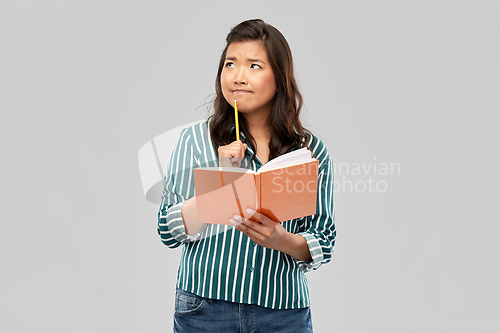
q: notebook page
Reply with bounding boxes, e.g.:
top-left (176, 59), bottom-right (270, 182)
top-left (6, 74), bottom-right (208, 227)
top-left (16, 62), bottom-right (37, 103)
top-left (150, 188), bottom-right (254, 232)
top-left (258, 147), bottom-right (311, 173)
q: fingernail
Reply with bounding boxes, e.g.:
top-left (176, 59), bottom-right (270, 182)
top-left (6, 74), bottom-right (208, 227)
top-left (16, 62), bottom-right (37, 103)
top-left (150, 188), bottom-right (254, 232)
top-left (233, 215), bottom-right (242, 222)
top-left (229, 218), bottom-right (241, 226)
top-left (246, 208), bottom-right (256, 215)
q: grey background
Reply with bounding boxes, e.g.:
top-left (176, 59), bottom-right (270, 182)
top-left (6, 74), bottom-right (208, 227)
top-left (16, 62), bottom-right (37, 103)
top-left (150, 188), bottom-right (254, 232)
top-left (1, 0), bottom-right (499, 332)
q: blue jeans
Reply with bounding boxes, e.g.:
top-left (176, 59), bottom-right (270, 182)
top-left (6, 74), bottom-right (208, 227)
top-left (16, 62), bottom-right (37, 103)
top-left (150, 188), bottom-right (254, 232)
top-left (173, 288), bottom-right (313, 333)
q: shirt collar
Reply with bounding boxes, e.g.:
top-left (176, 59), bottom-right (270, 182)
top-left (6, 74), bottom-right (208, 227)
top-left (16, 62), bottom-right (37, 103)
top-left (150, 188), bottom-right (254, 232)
top-left (229, 124), bottom-right (246, 140)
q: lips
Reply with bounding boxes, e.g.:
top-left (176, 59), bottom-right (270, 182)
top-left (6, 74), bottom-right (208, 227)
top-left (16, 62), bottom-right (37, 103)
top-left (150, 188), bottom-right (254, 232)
top-left (233, 89), bottom-right (252, 94)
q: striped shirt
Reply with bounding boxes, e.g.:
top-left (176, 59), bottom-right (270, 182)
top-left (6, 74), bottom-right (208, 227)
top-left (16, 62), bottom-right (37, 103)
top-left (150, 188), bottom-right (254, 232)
top-left (157, 120), bottom-right (336, 309)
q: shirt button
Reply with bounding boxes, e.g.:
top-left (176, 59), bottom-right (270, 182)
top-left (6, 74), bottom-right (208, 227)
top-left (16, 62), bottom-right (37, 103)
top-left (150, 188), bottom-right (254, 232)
top-left (250, 267), bottom-right (254, 272)
top-left (252, 242), bottom-right (257, 246)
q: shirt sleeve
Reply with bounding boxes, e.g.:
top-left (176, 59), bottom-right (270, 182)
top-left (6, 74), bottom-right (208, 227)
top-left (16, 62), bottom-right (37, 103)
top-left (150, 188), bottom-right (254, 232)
top-left (294, 138), bottom-right (336, 272)
top-left (157, 127), bottom-right (204, 248)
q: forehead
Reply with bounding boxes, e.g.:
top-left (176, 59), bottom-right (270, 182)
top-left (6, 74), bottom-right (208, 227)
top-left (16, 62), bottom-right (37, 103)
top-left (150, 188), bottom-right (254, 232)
top-left (226, 41), bottom-right (269, 60)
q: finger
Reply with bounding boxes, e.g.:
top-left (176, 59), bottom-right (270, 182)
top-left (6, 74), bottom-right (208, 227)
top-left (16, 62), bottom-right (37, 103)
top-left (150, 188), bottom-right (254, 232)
top-left (236, 223), bottom-right (261, 242)
top-left (219, 152), bottom-right (237, 162)
top-left (232, 214), bottom-right (266, 236)
top-left (231, 140), bottom-right (246, 152)
top-left (219, 157), bottom-right (231, 167)
top-left (220, 141), bottom-right (243, 153)
top-left (230, 155), bottom-right (242, 162)
top-left (236, 142), bottom-right (247, 159)
top-left (229, 155), bottom-right (243, 167)
top-left (220, 156), bottom-right (229, 167)
top-left (231, 217), bottom-right (262, 241)
top-left (221, 149), bottom-right (240, 158)
top-left (219, 151), bottom-right (243, 166)
top-left (222, 146), bottom-right (245, 159)
top-left (244, 208), bottom-right (274, 226)
top-left (229, 216), bottom-right (252, 234)
top-left (230, 140), bottom-right (244, 148)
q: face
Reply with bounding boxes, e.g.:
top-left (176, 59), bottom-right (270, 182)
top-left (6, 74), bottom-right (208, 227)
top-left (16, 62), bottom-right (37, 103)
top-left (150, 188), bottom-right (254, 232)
top-left (221, 41), bottom-right (277, 117)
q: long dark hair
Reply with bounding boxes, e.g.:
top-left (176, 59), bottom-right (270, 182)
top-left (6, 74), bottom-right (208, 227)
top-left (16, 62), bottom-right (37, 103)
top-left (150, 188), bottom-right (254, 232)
top-left (207, 19), bottom-right (311, 164)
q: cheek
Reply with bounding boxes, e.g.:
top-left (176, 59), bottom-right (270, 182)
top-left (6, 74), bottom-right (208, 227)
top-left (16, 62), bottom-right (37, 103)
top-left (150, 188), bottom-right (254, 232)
top-left (220, 74), bottom-right (233, 105)
top-left (221, 69), bottom-right (234, 87)
top-left (220, 73), bottom-right (228, 90)
top-left (220, 74), bottom-right (229, 93)
top-left (260, 74), bottom-right (277, 98)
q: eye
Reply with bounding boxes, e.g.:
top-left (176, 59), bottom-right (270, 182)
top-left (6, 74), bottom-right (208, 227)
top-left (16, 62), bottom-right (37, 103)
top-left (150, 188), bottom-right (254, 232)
top-left (250, 64), bottom-right (261, 69)
top-left (225, 62), bottom-right (235, 68)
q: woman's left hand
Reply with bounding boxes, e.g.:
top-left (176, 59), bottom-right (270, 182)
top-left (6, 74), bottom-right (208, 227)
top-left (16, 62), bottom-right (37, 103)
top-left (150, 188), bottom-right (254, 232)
top-left (229, 208), bottom-right (288, 251)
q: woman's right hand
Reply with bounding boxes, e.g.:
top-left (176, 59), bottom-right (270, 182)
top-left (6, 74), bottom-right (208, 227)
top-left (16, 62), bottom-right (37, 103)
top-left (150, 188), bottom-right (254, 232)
top-left (218, 140), bottom-right (248, 167)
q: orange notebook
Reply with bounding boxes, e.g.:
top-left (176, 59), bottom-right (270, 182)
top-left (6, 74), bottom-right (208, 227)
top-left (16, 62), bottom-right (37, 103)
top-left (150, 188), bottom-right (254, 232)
top-left (193, 147), bottom-right (318, 224)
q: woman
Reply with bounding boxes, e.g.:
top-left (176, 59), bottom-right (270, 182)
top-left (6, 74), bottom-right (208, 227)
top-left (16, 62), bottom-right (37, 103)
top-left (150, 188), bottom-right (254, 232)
top-left (158, 19), bottom-right (336, 332)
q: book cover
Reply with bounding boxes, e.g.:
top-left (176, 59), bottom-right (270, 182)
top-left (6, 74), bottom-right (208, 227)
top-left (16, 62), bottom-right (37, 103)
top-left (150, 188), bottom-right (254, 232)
top-left (193, 148), bottom-right (318, 224)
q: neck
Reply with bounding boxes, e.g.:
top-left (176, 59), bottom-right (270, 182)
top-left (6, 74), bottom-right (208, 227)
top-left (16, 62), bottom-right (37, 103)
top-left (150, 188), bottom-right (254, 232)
top-left (242, 109), bottom-right (271, 141)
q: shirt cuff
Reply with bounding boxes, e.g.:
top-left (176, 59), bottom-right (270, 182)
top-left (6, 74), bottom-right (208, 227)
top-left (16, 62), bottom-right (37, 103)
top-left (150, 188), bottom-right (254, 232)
top-left (165, 202), bottom-right (203, 243)
top-left (295, 232), bottom-right (324, 272)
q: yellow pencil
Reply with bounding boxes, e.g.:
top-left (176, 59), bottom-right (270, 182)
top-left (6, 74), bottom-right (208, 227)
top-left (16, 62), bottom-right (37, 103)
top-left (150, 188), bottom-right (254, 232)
top-left (234, 100), bottom-right (240, 141)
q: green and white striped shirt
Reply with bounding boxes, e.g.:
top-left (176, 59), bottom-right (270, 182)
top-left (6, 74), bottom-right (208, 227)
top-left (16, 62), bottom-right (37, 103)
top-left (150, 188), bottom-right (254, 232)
top-left (157, 120), bottom-right (336, 309)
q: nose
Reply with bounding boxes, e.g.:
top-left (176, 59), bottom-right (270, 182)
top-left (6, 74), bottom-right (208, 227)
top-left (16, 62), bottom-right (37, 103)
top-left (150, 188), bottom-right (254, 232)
top-left (234, 68), bottom-right (246, 85)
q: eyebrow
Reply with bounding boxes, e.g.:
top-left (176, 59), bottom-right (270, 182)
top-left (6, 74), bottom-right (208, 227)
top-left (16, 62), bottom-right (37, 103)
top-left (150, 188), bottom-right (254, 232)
top-left (225, 56), bottom-right (266, 64)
